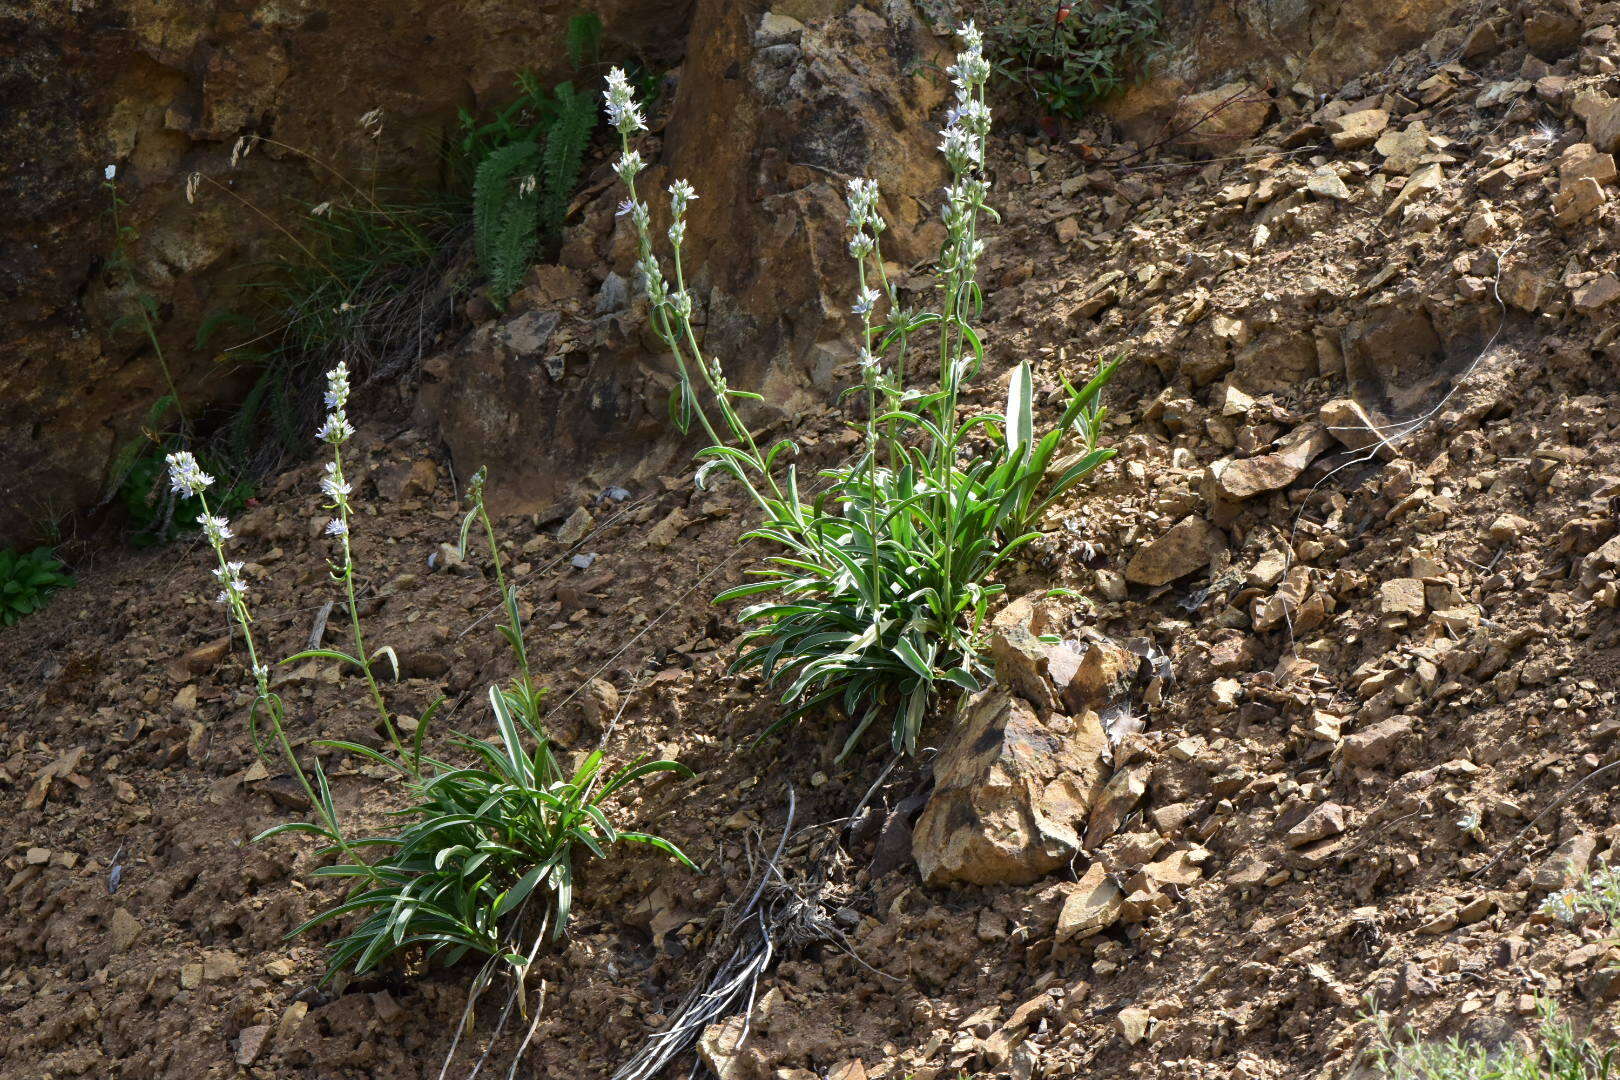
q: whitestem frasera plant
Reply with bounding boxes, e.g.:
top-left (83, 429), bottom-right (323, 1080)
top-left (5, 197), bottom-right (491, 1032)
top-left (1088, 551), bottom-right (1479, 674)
top-left (279, 362), bottom-right (412, 772)
top-left (605, 25), bottom-right (1118, 758)
top-left (165, 450), bottom-right (374, 881)
top-left (171, 387), bottom-right (695, 986)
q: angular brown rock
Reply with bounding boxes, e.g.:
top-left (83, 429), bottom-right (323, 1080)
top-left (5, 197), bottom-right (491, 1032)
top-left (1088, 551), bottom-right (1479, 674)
top-left (913, 691), bottom-right (1109, 886)
top-left (1124, 516), bottom-right (1223, 586)
top-left (1056, 862), bottom-right (1123, 942)
top-left (1209, 424), bottom-right (1333, 501)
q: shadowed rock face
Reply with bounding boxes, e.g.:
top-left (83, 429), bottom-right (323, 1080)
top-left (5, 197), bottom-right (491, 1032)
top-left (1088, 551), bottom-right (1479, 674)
top-left (2, 0), bottom-right (1463, 543)
top-left (415, 0), bottom-right (951, 517)
top-left (1, 0), bottom-right (692, 544)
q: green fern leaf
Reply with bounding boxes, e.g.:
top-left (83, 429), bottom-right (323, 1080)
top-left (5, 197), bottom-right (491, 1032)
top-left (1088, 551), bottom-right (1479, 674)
top-left (487, 196), bottom-right (539, 302)
top-left (229, 367), bottom-right (276, 461)
top-left (474, 140), bottom-right (541, 303)
top-left (566, 13), bottom-right (603, 70)
top-left (538, 84), bottom-right (596, 244)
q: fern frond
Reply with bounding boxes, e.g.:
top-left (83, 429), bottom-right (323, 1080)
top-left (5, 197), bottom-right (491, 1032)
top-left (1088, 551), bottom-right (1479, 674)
top-left (487, 196), bottom-right (539, 303)
top-left (538, 84), bottom-right (596, 244)
top-left (474, 140), bottom-right (542, 303)
top-left (566, 12), bottom-right (603, 70)
top-left (229, 367), bottom-right (276, 462)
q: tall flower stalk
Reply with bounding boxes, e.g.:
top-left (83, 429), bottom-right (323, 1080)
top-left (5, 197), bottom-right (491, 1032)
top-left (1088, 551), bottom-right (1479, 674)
top-left (605, 25), bottom-right (1119, 757)
top-left (167, 451), bottom-right (376, 880)
top-left (457, 467), bottom-right (554, 779)
top-left (297, 362), bottom-right (408, 770)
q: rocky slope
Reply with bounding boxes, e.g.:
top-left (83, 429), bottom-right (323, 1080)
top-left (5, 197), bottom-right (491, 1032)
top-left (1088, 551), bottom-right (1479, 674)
top-left (6, 0), bottom-right (1620, 1078)
top-left (1, 0), bottom-right (1468, 545)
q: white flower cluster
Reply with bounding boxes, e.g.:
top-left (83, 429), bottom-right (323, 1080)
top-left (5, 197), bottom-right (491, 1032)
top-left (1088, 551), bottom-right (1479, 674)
top-left (667, 179), bottom-right (697, 246)
top-left (937, 25), bottom-right (994, 282)
top-left (316, 362), bottom-right (358, 543)
top-left (604, 68), bottom-right (646, 136)
top-left (214, 560), bottom-right (248, 607)
top-left (166, 451), bottom-right (214, 498)
top-left (199, 514), bottom-right (233, 545)
top-left (940, 23), bottom-right (992, 169)
top-left (317, 362), bottom-right (354, 445)
top-left (846, 178), bottom-right (885, 261)
top-left (320, 461), bottom-right (353, 501)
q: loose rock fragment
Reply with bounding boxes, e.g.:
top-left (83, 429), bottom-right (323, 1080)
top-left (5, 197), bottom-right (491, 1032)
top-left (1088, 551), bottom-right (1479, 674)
top-left (1124, 516), bottom-right (1223, 586)
top-left (1056, 862), bottom-right (1123, 942)
top-left (1553, 177), bottom-right (1605, 227)
top-left (1209, 424), bottom-right (1333, 500)
top-left (1380, 578), bottom-right (1427, 618)
top-left (1574, 274), bottom-right (1620, 316)
top-left (1341, 716), bottom-right (1414, 768)
top-left (1327, 108), bottom-right (1389, 150)
top-left (1285, 802), bottom-right (1347, 847)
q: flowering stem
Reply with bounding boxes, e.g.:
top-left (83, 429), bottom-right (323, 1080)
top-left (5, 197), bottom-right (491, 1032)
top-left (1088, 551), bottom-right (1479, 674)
top-left (192, 485), bottom-right (378, 884)
top-left (106, 180), bottom-right (189, 437)
top-left (473, 482), bottom-right (534, 696)
top-left (331, 443), bottom-right (406, 766)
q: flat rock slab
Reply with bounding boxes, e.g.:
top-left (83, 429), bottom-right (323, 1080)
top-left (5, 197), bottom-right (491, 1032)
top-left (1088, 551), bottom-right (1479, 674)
top-left (1124, 516), bottom-right (1224, 586)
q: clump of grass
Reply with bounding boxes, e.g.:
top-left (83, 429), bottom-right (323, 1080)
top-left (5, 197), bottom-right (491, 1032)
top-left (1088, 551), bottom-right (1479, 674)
top-left (189, 134), bottom-right (468, 471)
top-left (168, 363), bottom-right (695, 986)
top-left (1369, 1000), bottom-right (1615, 1080)
top-left (0, 546), bottom-right (74, 627)
top-left (605, 26), bottom-right (1117, 757)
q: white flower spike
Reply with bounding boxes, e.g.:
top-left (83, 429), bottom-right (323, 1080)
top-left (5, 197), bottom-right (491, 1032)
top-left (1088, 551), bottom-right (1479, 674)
top-left (165, 451), bottom-right (213, 497)
top-left (199, 514), bottom-right (233, 544)
top-left (603, 68), bottom-right (646, 135)
top-left (323, 362), bottom-right (351, 412)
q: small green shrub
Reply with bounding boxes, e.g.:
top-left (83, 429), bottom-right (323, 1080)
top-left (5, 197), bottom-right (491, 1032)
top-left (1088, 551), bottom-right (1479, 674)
top-left (1543, 866), bottom-right (1620, 928)
top-left (606, 26), bottom-right (1118, 757)
top-left (1370, 1000), bottom-right (1615, 1080)
top-left (0, 547), bottom-right (74, 626)
top-left (270, 691), bottom-right (694, 979)
top-left (945, 0), bottom-right (1161, 119)
top-left (168, 366), bottom-right (695, 986)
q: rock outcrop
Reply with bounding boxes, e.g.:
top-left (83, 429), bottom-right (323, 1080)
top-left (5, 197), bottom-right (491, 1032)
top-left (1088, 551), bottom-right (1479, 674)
top-left (419, 1), bottom-right (951, 514)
